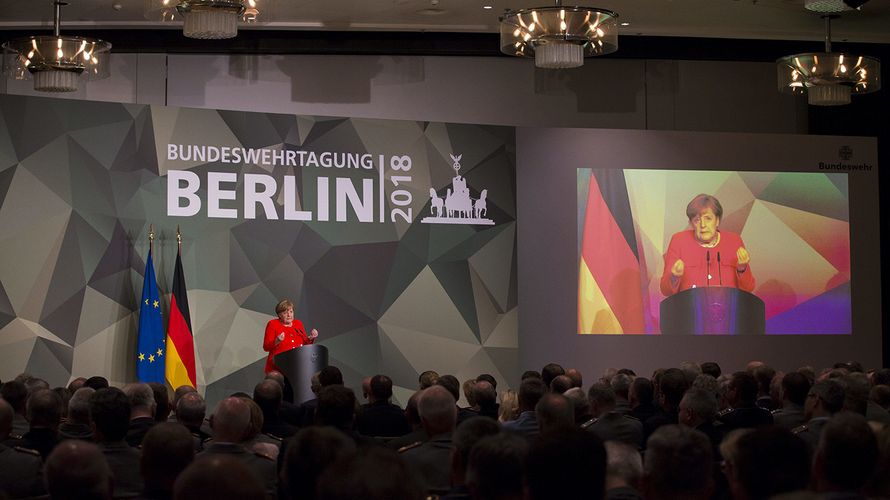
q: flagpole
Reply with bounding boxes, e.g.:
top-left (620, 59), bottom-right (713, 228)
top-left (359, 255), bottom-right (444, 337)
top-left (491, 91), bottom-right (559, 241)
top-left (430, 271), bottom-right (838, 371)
top-left (148, 223), bottom-right (154, 253)
top-left (176, 225), bottom-right (181, 252)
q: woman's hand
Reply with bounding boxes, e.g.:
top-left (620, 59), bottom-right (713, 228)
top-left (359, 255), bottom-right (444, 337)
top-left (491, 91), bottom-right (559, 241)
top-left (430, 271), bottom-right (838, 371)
top-left (309, 328), bottom-right (319, 340)
top-left (275, 332), bottom-right (285, 345)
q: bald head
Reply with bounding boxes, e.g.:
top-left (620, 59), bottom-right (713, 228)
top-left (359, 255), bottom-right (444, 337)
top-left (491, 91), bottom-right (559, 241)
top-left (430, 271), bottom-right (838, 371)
top-left (418, 385), bottom-right (457, 436)
top-left (211, 397), bottom-right (251, 443)
top-left (265, 371), bottom-right (285, 388)
top-left (253, 380), bottom-right (283, 417)
top-left (45, 440), bottom-right (112, 500)
top-left (536, 393), bottom-right (575, 433)
top-left (174, 456), bottom-right (264, 500)
top-left (26, 388), bottom-right (63, 429)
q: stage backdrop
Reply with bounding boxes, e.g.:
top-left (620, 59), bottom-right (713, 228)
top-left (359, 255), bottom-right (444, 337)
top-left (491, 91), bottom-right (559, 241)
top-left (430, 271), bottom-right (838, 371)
top-left (0, 94), bottom-right (518, 404)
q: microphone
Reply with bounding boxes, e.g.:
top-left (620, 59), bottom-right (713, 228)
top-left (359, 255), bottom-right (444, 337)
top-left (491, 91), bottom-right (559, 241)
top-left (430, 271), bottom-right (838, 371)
top-left (716, 252), bottom-right (723, 286)
top-left (706, 251), bottom-right (711, 287)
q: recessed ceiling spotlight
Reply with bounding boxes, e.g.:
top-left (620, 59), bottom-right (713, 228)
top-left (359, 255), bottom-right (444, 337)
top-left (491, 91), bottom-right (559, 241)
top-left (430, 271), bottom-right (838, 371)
top-left (620, 22), bottom-right (630, 26)
top-left (483, 5), bottom-right (493, 9)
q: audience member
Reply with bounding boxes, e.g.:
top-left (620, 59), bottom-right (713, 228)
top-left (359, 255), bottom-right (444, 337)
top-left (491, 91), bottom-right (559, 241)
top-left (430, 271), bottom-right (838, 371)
top-left (521, 370), bottom-right (542, 381)
top-left (386, 390), bottom-right (428, 450)
top-left (813, 412), bottom-right (878, 496)
top-left (717, 371), bottom-right (773, 431)
top-left (141, 422), bottom-right (195, 499)
top-left (471, 381), bottom-right (499, 421)
top-left (629, 378), bottom-right (658, 424)
top-left (466, 433), bottom-right (528, 500)
top-left (678, 387), bottom-right (722, 458)
top-left (794, 378), bottom-right (845, 450)
top-left (0, 380), bottom-right (29, 438)
top-left (355, 374), bottom-right (410, 437)
top-left (461, 379), bottom-right (477, 409)
top-left (201, 397), bottom-right (277, 498)
top-left (605, 441), bottom-right (643, 500)
top-left (611, 373), bottom-right (634, 415)
top-left (549, 375), bottom-right (572, 395)
top-left (527, 427), bottom-right (606, 500)
top-left (498, 389), bottom-right (519, 423)
top-left (773, 372), bottom-right (811, 430)
top-left (475, 373), bottom-right (498, 390)
top-left (59, 386), bottom-right (95, 441)
top-left (585, 383), bottom-right (643, 449)
top-left (644, 368), bottom-right (689, 440)
top-left (565, 368), bottom-right (584, 388)
top-left (45, 440), bottom-right (112, 500)
top-left (399, 385), bottom-right (456, 495)
top-left (679, 362), bottom-right (702, 386)
top-left (752, 364), bottom-right (778, 410)
top-left (536, 393), bottom-right (574, 434)
top-left (447, 416), bottom-right (501, 499)
top-left (123, 383), bottom-right (157, 447)
top-left (54, 387), bottom-right (72, 420)
top-left (173, 455), bottom-right (265, 500)
top-left (317, 446), bottom-right (423, 500)
top-left (299, 366), bottom-right (343, 426)
top-left (282, 427), bottom-right (357, 500)
top-left (729, 426), bottom-right (810, 500)
top-left (564, 387), bottom-right (592, 426)
top-left (643, 425), bottom-right (713, 500)
top-left (264, 371), bottom-right (299, 423)
top-left (0, 397), bottom-right (45, 498)
top-left (315, 385), bottom-right (360, 442)
top-left (419, 370), bottom-right (440, 390)
top-left (67, 377), bottom-right (87, 393)
top-left (872, 385), bottom-right (890, 412)
top-left (541, 363), bottom-right (565, 388)
top-left (84, 376), bottom-right (110, 391)
top-left (253, 379), bottom-right (297, 440)
top-left (176, 391), bottom-right (209, 450)
top-left (701, 362), bottom-right (722, 379)
top-left (148, 382), bottom-right (172, 423)
top-left (502, 378), bottom-right (546, 441)
top-left (90, 387), bottom-right (144, 498)
top-left (21, 388), bottom-right (62, 460)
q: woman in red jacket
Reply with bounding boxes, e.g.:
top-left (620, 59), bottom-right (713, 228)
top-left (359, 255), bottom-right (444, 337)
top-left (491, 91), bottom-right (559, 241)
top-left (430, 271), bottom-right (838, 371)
top-left (263, 298), bottom-right (318, 374)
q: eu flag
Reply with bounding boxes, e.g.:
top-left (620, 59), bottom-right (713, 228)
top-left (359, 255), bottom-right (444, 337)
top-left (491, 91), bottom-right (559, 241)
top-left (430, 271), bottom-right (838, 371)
top-left (137, 249), bottom-right (165, 383)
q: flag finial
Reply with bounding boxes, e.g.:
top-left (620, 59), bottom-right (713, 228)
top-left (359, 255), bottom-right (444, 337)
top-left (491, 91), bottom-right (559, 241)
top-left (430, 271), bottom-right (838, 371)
top-left (176, 225), bottom-right (182, 248)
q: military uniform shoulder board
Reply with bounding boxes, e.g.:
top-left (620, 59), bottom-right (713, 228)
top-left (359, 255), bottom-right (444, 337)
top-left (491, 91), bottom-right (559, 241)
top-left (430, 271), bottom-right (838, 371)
top-left (771, 409), bottom-right (780, 415)
top-left (717, 408), bottom-right (733, 417)
top-left (264, 433), bottom-right (284, 442)
top-left (9, 433), bottom-right (23, 440)
top-left (791, 424), bottom-right (808, 434)
top-left (13, 446), bottom-right (40, 457)
top-left (397, 441), bottom-right (422, 453)
top-left (580, 418), bottom-right (598, 429)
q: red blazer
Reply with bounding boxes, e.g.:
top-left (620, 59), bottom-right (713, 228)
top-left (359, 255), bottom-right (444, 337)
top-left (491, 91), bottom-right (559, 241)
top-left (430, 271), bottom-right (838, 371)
top-left (263, 318), bottom-right (314, 373)
top-left (660, 230), bottom-right (755, 296)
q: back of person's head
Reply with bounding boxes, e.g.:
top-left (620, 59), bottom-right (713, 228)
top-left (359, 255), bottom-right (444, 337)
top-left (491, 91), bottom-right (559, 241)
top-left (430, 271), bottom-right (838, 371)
top-left (405, 390), bottom-right (422, 427)
top-left (462, 379), bottom-right (477, 407)
top-left (701, 362), bottom-right (722, 379)
top-left (611, 373), bottom-right (633, 400)
top-left (680, 388), bottom-right (718, 426)
top-left (24, 377), bottom-right (50, 394)
top-left (476, 373), bottom-right (498, 390)
top-left (210, 397), bottom-right (250, 443)
top-left (316, 446), bottom-right (423, 500)
top-left (68, 377), bottom-right (87, 393)
top-left (142, 422), bottom-right (195, 498)
top-left (84, 376), bottom-right (109, 391)
top-left (316, 385), bottom-right (357, 429)
top-left (418, 385), bottom-right (456, 435)
top-left (318, 366), bottom-right (343, 387)
top-left (679, 362), bottom-right (702, 386)
top-left (549, 375), bottom-right (572, 394)
top-left (643, 425), bottom-right (713, 500)
top-left (0, 380), bottom-right (27, 412)
top-left (729, 371), bottom-right (758, 406)
top-left (873, 368), bottom-right (890, 387)
top-left (369, 374), bottom-right (393, 402)
top-left (809, 379), bottom-right (846, 417)
top-left (541, 363), bottom-right (565, 388)
top-left (68, 387), bottom-right (95, 425)
top-left (660, 368), bottom-right (690, 410)
top-left (26, 388), bottom-right (63, 428)
top-left (240, 397), bottom-right (264, 442)
top-left (605, 441), bottom-right (643, 491)
top-left (90, 387), bottom-right (130, 442)
top-left (691, 374), bottom-right (720, 399)
top-left (521, 370), bottom-right (542, 382)
top-left (174, 455), bottom-right (264, 500)
top-left (176, 391), bottom-right (206, 428)
top-left (752, 365), bottom-right (776, 396)
top-left (535, 393), bottom-right (574, 432)
top-left (564, 387), bottom-right (591, 423)
top-left (565, 368), bottom-right (583, 388)
top-left (54, 387), bottom-right (72, 419)
top-left (588, 382), bottom-right (617, 416)
top-left (871, 385), bottom-right (890, 410)
top-left (172, 385), bottom-right (197, 412)
top-left (453, 417), bottom-right (500, 477)
top-left (123, 382), bottom-right (156, 416)
top-left (466, 433), bottom-right (528, 500)
top-left (527, 427), bottom-right (606, 500)
top-left (419, 370), bottom-right (439, 390)
top-left (842, 372), bottom-right (870, 416)
top-left (631, 377), bottom-right (654, 406)
top-left (815, 412), bottom-right (878, 493)
top-left (732, 426), bottom-right (810, 500)
top-left (253, 379), bottom-right (283, 417)
top-left (45, 440), bottom-right (112, 500)
top-left (283, 426), bottom-right (357, 500)
top-left (0, 398), bottom-right (13, 437)
top-left (435, 374), bottom-right (461, 402)
top-left (782, 372), bottom-right (811, 406)
top-left (265, 371), bottom-right (286, 388)
top-left (474, 380), bottom-right (497, 408)
top-left (148, 382), bottom-right (171, 422)
top-left (518, 377), bottom-right (547, 412)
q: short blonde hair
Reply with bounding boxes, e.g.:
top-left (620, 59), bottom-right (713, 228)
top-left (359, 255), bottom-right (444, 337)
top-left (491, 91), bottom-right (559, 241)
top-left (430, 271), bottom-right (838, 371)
top-left (275, 299), bottom-right (294, 315)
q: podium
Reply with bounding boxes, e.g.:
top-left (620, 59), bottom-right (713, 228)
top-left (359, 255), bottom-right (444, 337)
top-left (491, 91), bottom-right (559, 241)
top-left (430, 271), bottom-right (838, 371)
top-left (273, 344), bottom-right (329, 404)
top-left (659, 287), bottom-right (765, 335)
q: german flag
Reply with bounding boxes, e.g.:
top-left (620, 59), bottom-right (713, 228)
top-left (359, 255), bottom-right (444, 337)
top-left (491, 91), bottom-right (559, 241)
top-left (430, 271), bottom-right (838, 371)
top-left (165, 246), bottom-right (197, 389)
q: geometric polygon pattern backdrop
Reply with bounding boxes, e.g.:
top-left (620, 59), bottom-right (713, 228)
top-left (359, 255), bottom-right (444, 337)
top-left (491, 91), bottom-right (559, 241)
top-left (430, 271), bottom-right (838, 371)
top-left (0, 94), bottom-right (517, 405)
top-left (578, 168), bottom-right (850, 335)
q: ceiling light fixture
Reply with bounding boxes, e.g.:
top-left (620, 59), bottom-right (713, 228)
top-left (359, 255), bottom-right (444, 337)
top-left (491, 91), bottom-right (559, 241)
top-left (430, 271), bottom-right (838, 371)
top-left (776, 15), bottom-right (880, 105)
top-left (1, 1), bottom-right (111, 92)
top-left (499, 0), bottom-right (618, 69)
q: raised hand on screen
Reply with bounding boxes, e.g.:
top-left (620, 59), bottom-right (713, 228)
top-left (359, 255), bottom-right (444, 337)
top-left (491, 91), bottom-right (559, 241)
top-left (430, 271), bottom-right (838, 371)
top-left (671, 259), bottom-right (685, 278)
top-left (309, 328), bottom-right (319, 340)
top-left (737, 247), bottom-right (750, 271)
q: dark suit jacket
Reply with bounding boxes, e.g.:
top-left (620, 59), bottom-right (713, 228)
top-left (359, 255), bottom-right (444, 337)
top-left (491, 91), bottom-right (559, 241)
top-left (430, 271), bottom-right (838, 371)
top-left (356, 401), bottom-right (411, 437)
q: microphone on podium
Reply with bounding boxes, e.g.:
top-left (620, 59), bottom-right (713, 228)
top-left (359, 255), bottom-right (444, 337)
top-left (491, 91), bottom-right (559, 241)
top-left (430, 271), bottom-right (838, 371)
top-left (706, 250), bottom-right (711, 287)
top-left (716, 252), bottom-right (723, 286)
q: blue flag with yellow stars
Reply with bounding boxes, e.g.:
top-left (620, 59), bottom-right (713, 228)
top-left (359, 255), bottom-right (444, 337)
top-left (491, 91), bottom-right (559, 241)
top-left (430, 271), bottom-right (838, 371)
top-left (137, 249), bottom-right (165, 383)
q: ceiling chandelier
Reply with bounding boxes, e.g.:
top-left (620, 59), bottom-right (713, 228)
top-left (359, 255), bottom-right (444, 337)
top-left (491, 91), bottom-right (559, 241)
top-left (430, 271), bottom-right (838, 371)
top-left (1, 1), bottom-right (111, 93)
top-left (145, 0), bottom-right (265, 39)
top-left (776, 15), bottom-right (881, 106)
top-left (499, 0), bottom-right (619, 69)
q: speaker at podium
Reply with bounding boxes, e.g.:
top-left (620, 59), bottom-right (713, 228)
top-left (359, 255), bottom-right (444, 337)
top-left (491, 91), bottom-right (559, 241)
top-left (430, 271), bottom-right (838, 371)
top-left (273, 344), bottom-right (329, 404)
top-left (660, 287), bottom-right (765, 335)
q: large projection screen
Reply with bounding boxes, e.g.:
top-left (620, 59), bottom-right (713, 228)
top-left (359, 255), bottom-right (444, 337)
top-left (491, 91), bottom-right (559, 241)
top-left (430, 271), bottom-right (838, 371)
top-left (517, 127), bottom-right (880, 378)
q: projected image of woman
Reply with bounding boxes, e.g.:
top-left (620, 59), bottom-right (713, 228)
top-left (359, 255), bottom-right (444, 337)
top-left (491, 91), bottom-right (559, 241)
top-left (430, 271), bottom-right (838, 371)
top-left (660, 194), bottom-right (755, 296)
